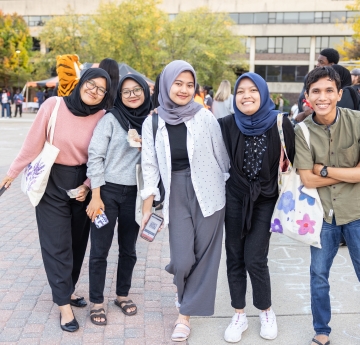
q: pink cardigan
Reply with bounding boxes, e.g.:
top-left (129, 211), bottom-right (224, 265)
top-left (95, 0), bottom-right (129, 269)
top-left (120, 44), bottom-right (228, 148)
top-left (8, 97), bottom-right (105, 187)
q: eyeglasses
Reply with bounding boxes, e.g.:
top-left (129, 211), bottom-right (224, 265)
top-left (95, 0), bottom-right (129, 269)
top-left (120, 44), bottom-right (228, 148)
top-left (121, 87), bottom-right (143, 99)
top-left (85, 80), bottom-right (107, 96)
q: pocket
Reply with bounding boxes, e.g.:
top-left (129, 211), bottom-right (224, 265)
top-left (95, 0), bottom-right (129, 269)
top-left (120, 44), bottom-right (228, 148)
top-left (338, 142), bottom-right (359, 167)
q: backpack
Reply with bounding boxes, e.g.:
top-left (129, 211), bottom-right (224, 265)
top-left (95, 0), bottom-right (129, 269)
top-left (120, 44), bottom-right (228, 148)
top-left (343, 86), bottom-right (360, 110)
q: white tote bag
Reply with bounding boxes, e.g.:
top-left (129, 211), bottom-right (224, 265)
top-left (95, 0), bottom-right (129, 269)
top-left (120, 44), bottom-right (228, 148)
top-left (270, 115), bottom-right (323, 248)
top-left (21, 97), bottom-right (61, 207)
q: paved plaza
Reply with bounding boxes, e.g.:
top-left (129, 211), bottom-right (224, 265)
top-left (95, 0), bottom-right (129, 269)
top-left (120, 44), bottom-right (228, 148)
top-left (0, 116), bottom-right (360, 344)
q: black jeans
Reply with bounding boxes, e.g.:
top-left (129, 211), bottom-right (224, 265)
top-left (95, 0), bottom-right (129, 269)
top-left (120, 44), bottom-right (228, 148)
top-left (14, 104), bottom-right (22, 117)
top-left (36, 164), bottom-right (91, 306)
top-left (225, 186), bottom-right (277, 310)
top-left (89, 182), bottom-right (139, 304)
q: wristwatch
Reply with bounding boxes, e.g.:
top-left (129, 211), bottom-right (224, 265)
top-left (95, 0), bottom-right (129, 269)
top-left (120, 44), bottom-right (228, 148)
top-left (320, 165), bottom-right (328, 178)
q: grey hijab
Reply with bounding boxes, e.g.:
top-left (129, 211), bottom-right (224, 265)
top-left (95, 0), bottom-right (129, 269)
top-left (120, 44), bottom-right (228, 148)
top-left (158, 60), bottom-right (203, 125)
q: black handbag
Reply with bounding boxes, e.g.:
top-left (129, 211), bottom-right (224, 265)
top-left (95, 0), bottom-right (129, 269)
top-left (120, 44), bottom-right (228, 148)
top-left (152, 112), bottom-right (165, 207)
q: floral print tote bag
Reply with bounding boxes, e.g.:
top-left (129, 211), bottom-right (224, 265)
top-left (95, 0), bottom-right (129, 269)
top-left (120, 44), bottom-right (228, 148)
top-left (21, 97), bottom-right (61, 207)
top-left (270, 115), bottom-right (323, 248)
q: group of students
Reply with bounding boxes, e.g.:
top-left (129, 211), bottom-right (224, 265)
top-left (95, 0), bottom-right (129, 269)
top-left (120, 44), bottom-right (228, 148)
top-left (1, 57), bottom-right (360, 345)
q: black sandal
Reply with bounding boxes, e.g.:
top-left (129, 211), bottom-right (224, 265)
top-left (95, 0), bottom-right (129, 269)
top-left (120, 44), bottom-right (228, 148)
top-left (312, 338), bottom-right (330, 345)
top-left (90, 308), bottom-right (107, 326)
top-left (114, 299), bottom-right (137, 316)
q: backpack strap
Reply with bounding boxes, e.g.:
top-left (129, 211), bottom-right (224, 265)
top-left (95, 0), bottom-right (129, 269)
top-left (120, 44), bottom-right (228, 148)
top-left (276, 113), bottom-right (291, 164)
top-left (297, 121), bottom-right (311, 149)
top-left (152, 112), bottom-right (158, 145)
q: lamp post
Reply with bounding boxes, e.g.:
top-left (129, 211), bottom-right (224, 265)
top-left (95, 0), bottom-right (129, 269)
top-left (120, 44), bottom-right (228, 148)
top-left (15, 50), bottom-right (21, 89)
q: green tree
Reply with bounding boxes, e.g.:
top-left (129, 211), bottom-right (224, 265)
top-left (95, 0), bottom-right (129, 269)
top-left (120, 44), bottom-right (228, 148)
top-left (0, 10), bottom-right (32, 87)
top-left (159, 8), bottom-right (245, 86)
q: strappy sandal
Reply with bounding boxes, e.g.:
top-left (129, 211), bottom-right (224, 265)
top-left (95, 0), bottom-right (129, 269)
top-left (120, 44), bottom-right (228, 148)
top-left (114, 299), bottom-right (137, 316)
top-left (312, 337), bottom-right (330, 345)
top-left (171, 318), bottom-right (191, 342)
top-left (90, 308), bottom-right (107, 326)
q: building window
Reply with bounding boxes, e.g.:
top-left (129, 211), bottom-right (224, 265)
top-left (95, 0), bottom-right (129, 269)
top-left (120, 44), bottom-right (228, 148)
top-left (254, 12), bottom-right (268, 24)
top-left (32, 37), bottom-right (41, 51)
top-left (22, 15), bottom-right (53, 26)
top-left (255, 65), bottom-right (309, 82)
top-left (240, 37), bottom-right (251, 54)
top-left (256, 37), bottom-right (311, 54)
top-left (315, 36), bottom-right (350, 53)
top-left (299, 12), bottom-right (315, 23)
top-left (283, 12), bottom-right (299, 24)
top-left (239, 13), bottom-right (254, 24)
top-left (229, 13), bottom-right (239, 23)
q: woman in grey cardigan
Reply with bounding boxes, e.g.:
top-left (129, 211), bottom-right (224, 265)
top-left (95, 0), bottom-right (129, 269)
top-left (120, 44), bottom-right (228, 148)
top-left (86, 74), bottom-right (151, 325)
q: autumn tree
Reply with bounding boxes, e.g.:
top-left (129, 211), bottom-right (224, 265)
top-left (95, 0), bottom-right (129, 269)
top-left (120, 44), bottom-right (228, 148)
top-left (159, 8), bottom-right (245, 86)
top-left (0, 10), bottom-right (32, 87)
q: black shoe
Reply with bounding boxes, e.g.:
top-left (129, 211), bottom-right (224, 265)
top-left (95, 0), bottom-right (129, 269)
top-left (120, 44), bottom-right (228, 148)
top-left (70, 297), bottom-right (87, 308)
top-left (60, 314), bottom-right (79, 332)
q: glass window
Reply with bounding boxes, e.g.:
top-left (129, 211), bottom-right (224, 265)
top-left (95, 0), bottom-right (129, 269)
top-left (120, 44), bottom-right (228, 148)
top-left (330, 11), bottom-right (346, 23)
top-left (240, 37), bottom-right (251, 54)
top-left (346, 11), bottom-right (360, 23)
top-left (239, 13), bottom-right (253, 24)
top-left (322, 11), bottom-right (330, 23)
top-left (298, 37), bottom-right (311, 53)
top-left (282, 66), bottom-right (296, 82)
top-left (283, 37), bottom-right (298, 53)
top-left (314, 12), bottom-right (322, 23)
top-left (254, 13), bottom-right (268, 24)
top-left (296, 66), bottom-right (309, 82)
top-left (299, 12), bottom-right (314, 24)
top-left (255, 66), bottom-right (266, 79)
top-left (229, 13), bottom-right (239, 24)
top-left (283, 12), bottom-right (299, 24)
top-left (255, 37), bottom-right (268, 53)
top-left (169, 14), bottom-right (177, 21)
top-left (268, 37), bottom-right (275, 53)
top-left (267, 66), bottom-right (281, 82)
top-left (329, 36), bottom-right (344, 49)
top-left (276, 12), bottom-right (284, 24)
top-left (32, 37), bottom-right (41, 51)
top-left (269, 12), bottom-right (276, 24)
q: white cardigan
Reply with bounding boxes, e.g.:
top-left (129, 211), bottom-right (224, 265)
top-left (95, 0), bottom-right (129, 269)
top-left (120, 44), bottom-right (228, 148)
top-left (141, 108), bottom-right (230, 227)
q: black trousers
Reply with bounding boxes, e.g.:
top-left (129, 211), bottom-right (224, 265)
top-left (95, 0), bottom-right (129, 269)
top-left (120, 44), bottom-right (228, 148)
top-left (14, 104), bottom-right (22, 117)
top-left (89, 182), bottom-right (138, 304)
top-left (35, 164), bottom-right (91, 306)
top-left (225, 186), bottom-right (277, 310)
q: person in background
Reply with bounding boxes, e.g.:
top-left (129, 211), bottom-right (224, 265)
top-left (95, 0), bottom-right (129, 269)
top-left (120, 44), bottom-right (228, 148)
top-left (43, 88), bottom-right (50, 101)
top-left (99, 58), bottom-right (120, 110)
top-left (203, 85), bottom-right (213, 112)
top-left (351, 68), bottom-right (360, 95)
top-left (278, 94), bottom-right (284, 112)
top-left (0, 68), bottom-right (111, 333)
top-left (151, 74), bottom-right (161, 110)
top-left (212, 80), bottom-right (234, 119)
top-left (141, 60), bottom-right (229, 342)
top-left (290, 102), bottom-right (299, 120)
top-left (1, 89), bottom-right (11, 118)
top-left (194, 83), bottom-right (205, 107)
top-left (13, 89), bottom-right (24, 117)
top-left (219, 72), bottom-right (294, 343)
top-left (36, 88), bottom-right (44, 108)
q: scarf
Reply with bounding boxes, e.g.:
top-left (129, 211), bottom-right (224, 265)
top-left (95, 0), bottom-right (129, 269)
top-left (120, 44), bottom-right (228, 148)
top-left (233, 72), bottom-right (278, 136)
top-left (158, 60), bottom-right (202, 125)
top-left (63, 68), bottom-right (111, 117)
top-left (108, 74), bottom-right (151, 135)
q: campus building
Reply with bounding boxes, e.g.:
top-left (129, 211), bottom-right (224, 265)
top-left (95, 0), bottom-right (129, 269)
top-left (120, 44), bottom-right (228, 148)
top-left (0, 0), bottom-right (355, 102)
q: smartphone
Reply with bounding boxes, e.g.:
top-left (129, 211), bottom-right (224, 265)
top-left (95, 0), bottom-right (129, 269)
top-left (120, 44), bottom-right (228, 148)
top-left (140, 213), bottom-right (163, 242)
top-left (0, 186), bottom-right (6, 197)
top-left (94, 209), bottom-right (109, 229)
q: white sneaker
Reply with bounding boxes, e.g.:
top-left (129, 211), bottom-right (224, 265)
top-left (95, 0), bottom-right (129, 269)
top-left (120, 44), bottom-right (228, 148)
top-left (224, 313), bottom-right (248, 343)
top-left (259, 308), bottom-right (278, 340)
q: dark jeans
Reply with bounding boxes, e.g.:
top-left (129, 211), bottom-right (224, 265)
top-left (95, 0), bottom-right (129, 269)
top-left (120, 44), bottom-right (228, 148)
top-left (225, 186), bottom-right (277, 310)
top-left (1, 103), bottom-right (10, 117)
top-left (89, 182), bottom-right (139, 304)
top-left (14, 104), bottom-right (22, 117)
top-left (36, 164), bottom-right (91, 306)
top-left (310, 217), bottom-right (360, 336)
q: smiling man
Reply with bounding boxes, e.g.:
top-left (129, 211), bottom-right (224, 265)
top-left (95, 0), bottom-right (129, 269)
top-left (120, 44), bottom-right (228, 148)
top-left (294, 66), bottom-right (360, 345)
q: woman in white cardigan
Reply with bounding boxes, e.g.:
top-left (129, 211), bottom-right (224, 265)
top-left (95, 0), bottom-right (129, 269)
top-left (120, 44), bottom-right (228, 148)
top-left (141, 60), bottom-right (229, 342)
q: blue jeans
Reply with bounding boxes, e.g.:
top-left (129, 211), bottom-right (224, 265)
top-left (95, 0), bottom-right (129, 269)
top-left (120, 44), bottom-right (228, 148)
top-left (310, 217), bottom-right (360, 336)
top-left (1, 103), bottom-right (10, 117)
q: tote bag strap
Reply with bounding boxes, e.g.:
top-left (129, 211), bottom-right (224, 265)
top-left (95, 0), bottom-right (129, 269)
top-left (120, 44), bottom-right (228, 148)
top-left (276, 113), bottom-right (291, 164)
top-left (297, 121), bottom-right (311, 149)
top-left (46, 97), bottom-right (61, 145)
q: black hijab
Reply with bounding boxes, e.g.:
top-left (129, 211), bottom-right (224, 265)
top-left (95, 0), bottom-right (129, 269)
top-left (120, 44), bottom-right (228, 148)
top-left (332, 64), bottom-right (352, 88)
top-left (108, 74), bottom-right (151, 134)
top-left (63, 68), bottom-right (111, 117)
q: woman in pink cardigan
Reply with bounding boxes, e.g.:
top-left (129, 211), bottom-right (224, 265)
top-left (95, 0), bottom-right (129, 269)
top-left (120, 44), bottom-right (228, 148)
top-left (0, 68), bottom-right (111, 332)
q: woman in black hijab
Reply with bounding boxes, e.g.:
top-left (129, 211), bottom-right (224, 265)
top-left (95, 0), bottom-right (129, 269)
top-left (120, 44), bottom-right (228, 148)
top-left (0, 68), bottom-right (111, 333)
top-left (86, 74), bottom-right (151, 325)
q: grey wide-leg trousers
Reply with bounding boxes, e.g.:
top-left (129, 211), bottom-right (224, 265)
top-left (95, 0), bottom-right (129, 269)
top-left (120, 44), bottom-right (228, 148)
top-left (166, 168), bottom-right (225, 316)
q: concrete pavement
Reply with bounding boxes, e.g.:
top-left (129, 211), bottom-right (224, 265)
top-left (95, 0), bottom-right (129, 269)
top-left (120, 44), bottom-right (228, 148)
top-left (0, 118), bottom-right (360, 344)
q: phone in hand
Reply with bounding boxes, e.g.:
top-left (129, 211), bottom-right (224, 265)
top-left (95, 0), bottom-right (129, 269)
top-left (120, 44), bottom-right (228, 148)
top-left (0, 186), bottom-right (6, 197)
top-left (140, 213), bottom-right (163, 242)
